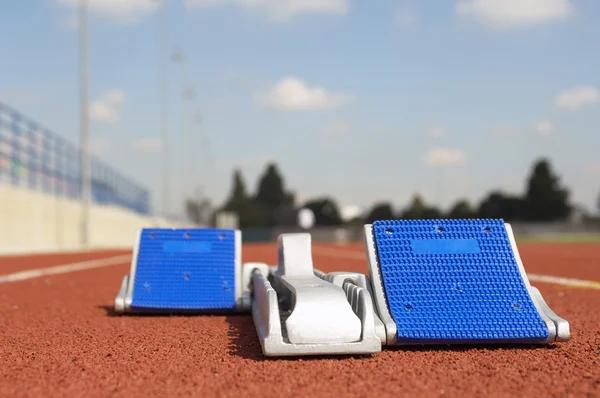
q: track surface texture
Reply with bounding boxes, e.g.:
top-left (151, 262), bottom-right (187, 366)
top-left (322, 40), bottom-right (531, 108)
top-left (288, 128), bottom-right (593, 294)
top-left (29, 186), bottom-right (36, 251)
top-left (1, 242), bottom-right (599, 397)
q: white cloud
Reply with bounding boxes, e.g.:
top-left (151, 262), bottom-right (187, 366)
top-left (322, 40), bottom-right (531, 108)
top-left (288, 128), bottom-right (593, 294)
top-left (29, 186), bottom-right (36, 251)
top-left (186, 0), bottom-right (349, 21)
top-left (89, 89), bottom-right (126, 124)
top-left (426, 125), bottom-right (446, 138)
top-left (456, 0), bottom-right (574, 29)
top-left (56, 0), bottom-right (160, 24)
top-left (489, 125), bottom-right (519, 138)
top-left (535, 121), bottom-right (554, 135)
top-left (90, 138), bottom-right (111, 155)
top-left (423, 148), bottom-right (466, 167)
top-left (132, 137), bottom-right (162, 152)
top-left (89, 103), bottom-right (118, 123)
top-left (257, 77), bottom-right (352, 111)
top-left (104, 90), bottom-right (126, 104)
top-left (554, 86), bottom-right (600, 110)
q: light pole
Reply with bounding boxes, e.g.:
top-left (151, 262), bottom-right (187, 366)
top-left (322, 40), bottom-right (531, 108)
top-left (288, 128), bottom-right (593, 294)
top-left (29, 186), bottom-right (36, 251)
top-left (182, 84), bottom-right (196, 194)
top-left (171, 49), bottom-right (184, 208)
top-left (158, 0), bottom-right (170, 219)
top-left (181, 84), bottom-right (196, 214)
top-left (192, 110), bottom-right (205, 194)
top-left (79, 0), bottom-right (90, 247)
top-left (172, 48), bottom-right (196, 214)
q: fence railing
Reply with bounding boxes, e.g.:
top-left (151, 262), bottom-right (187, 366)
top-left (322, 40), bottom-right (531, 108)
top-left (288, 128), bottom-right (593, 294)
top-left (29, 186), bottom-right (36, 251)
top-left (0, 101), bottom-right (150, 215)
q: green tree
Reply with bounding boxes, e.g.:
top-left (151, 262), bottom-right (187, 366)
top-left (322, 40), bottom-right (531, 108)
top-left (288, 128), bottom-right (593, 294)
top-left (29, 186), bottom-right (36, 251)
top-left (222, 169), bottom-right (268, 228)
top-left (186, 198), bottom-right (211, 225)
top-left (303, 197), bottom-right (342, 226)
top-left (446, 199), bottom-right (476, 219)
top-left (399, 194), bottom-right (442, 219)
top-left (253, 162), bottom-right (295, 226)
top-left (365, 202), bottom-right (395, 223)
top-left (255, 163), bottom-right (286, 209)
top-left (523, 158), bottom-right (571, 221)
top-left (399, 194), bottom-right (425, 219)
top-left (477, 191), bottom-right (523, 220)
top-left (422, 207), bottom-right (443, 219)
top-left (223, 169), bottom-right (248, 210)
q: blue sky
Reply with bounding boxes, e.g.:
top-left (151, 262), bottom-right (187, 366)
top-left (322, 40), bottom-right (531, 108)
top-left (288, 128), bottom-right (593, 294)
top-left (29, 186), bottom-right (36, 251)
top-left (1, 0), bottom-right (599, 218)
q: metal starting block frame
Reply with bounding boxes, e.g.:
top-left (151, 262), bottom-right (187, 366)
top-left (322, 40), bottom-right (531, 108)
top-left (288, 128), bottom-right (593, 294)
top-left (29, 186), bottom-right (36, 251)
top-left (251, 233), bottom-right (382, 356)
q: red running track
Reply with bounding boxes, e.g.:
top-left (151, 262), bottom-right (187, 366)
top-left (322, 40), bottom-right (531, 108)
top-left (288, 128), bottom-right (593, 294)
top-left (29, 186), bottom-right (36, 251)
top-left (0, 242), bottom-right (599, 397)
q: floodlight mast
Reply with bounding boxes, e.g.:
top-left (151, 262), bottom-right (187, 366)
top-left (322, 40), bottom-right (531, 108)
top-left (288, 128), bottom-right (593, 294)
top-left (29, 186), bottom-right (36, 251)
top-left (159, 0), bottom-right (170, 218)
top-left (79, 0), bottom-right (90, 247)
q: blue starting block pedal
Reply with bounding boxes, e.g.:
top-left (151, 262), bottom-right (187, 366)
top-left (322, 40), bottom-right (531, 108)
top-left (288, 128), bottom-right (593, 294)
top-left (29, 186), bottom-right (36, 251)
top-left (114, 228), bottom-right (268, 314)
top-left (363, 219), bottom-right (570, 345)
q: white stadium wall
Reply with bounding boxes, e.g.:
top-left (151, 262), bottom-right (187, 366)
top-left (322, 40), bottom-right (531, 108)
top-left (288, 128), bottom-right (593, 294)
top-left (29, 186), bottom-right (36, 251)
top-left (0, 102), bottom-right (189, 253)
top-left (0, 183), bottom-right (186, 253)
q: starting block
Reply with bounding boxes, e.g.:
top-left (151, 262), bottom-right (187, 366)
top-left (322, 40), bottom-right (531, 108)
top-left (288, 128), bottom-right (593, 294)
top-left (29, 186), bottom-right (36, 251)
top-left (114, 228), bottom-right (268, 314)
top-left (113, 220), bottom-right (569, 357)
top-left (363, 219), bottom-right (570, 345)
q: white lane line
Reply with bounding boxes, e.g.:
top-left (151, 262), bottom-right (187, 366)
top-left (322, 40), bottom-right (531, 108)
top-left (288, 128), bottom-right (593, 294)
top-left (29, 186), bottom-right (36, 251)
top-left (0, 254), bottom-right (131, 284)
top-left (312, 247), bottom-right (600, 290)
top-left (527, 274), bottom-right (600, 290)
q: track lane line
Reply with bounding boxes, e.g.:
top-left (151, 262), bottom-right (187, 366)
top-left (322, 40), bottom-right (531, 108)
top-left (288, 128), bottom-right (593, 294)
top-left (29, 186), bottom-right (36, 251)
top-left (526, 274), bottom-right (600, 290)
top-left (312, 247), bottom-right (600, 290)
top-left (0, 254), bottom-right (131, 284)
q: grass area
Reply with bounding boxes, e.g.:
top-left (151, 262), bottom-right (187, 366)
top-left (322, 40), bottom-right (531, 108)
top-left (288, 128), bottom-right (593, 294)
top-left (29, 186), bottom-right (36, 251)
top-left (515, 233), bottom-right (600, 243)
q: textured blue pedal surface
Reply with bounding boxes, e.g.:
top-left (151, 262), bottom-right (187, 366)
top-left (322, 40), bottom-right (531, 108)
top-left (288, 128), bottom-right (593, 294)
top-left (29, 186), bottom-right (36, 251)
top-left (372, 219), bottom-right (549, 342)
top-left (130, 228), bottom-right (237, 310)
